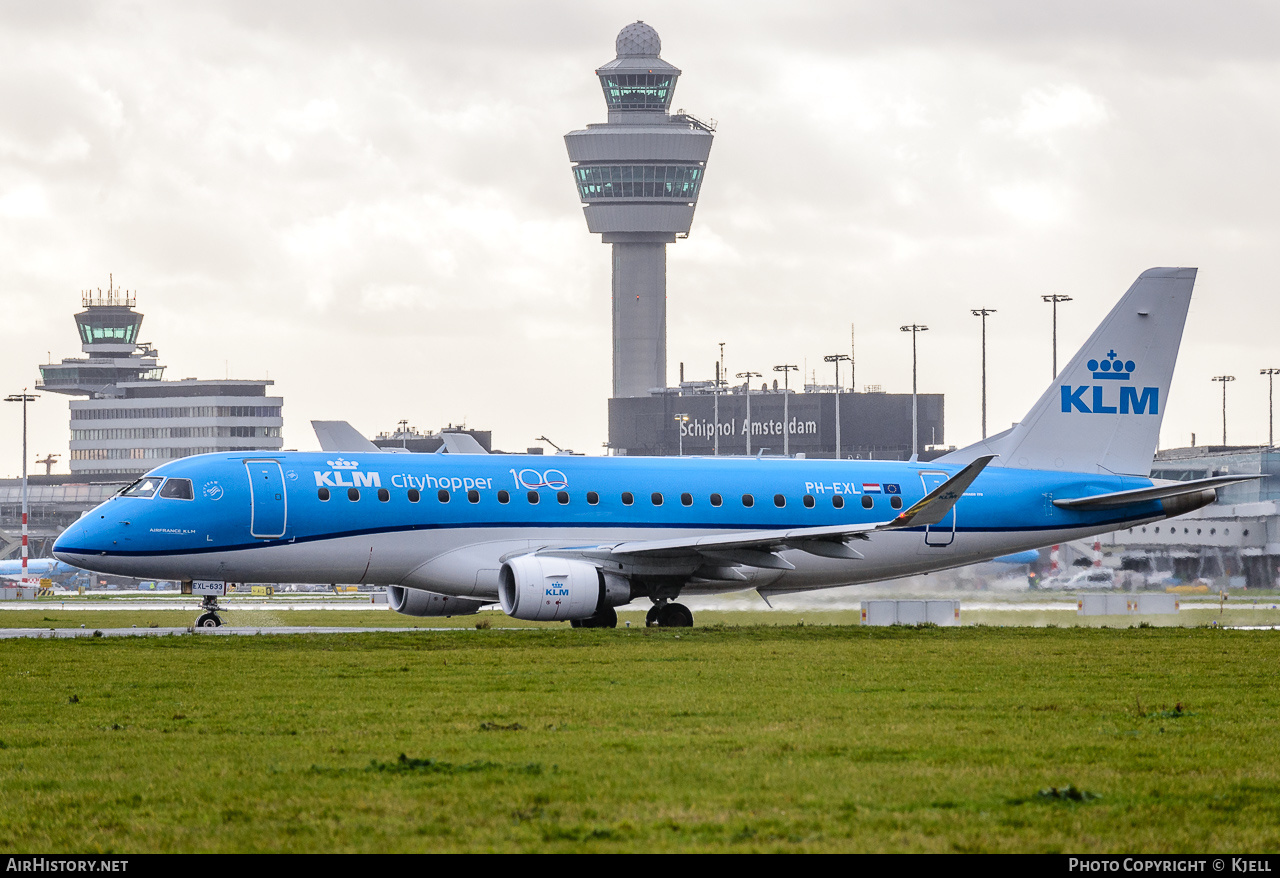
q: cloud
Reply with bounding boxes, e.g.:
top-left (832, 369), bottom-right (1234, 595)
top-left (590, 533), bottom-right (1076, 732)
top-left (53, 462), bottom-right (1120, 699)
top-left (1, 1), bottom-right (1279, 467)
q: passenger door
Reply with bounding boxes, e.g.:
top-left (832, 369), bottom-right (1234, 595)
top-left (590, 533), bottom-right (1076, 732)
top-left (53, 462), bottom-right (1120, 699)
top-left (245, 459), bottom-right (287, 539)
top-left (917, 471), bottom-right (956, 547)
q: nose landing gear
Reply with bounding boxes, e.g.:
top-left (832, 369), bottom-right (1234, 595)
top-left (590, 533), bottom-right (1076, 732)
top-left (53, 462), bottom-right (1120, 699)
top-left (194, 595), bottom-right (223, 628)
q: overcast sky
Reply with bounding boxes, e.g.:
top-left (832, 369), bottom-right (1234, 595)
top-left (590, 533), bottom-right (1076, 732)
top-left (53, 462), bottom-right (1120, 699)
top-left (2, 0), bottom-right (1278, 473)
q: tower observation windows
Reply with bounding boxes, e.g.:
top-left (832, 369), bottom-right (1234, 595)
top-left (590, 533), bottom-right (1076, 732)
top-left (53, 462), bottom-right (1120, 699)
top-left (574, 165), bottom-right (703, 201)
top-left (76, 312), bottom-right (141, 346)
top-left (599, 74), bottom-right (674, 110)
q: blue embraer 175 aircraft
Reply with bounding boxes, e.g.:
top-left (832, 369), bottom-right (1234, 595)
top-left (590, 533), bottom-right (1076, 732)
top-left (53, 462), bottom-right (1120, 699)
top-left (55, 268), bottom-right (1255, 628)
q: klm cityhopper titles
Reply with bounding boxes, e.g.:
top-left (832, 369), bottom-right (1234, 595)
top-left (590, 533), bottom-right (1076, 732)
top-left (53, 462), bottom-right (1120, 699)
top-left (55, 268), bottom-right (1251, 628)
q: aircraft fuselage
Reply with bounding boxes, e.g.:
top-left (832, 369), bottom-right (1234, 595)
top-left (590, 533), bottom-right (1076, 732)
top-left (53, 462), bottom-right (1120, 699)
top-left (53, 451), bottom-right (1179, 597)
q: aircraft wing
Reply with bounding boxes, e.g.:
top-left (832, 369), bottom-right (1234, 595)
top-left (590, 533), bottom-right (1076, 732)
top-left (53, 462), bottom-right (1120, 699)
top-left (1052, 474), bottom-right (1263, 510)
top-left (544, 455), bottom-right (996, 571)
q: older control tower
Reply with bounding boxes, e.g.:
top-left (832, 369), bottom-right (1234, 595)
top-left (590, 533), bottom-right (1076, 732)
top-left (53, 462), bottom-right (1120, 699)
top-left (565, 22), bottom-right (714, 399)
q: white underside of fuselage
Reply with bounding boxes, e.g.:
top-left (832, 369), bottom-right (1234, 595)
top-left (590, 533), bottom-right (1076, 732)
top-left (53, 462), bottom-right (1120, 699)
top-left (68, 515), bottom-right (1161, 599)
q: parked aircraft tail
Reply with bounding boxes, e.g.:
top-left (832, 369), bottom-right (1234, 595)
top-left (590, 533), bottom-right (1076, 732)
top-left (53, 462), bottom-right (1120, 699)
top-left (939, 267), bottom-right (1196, 476)
top-left (312, 420), bottom-right (382, 453)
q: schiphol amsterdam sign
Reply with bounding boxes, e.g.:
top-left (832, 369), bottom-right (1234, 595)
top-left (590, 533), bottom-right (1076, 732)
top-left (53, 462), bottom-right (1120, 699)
top-left (678, 415), bottom-right (819, 442)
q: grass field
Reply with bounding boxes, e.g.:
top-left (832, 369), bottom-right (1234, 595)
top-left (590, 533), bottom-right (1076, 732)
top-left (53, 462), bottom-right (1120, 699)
top-left (4, 590), bottom-right (1280, 631)
top-left (2, 625), bottom-right (1279, 853)
top-left (4, 605), bottom-right (1280, 630)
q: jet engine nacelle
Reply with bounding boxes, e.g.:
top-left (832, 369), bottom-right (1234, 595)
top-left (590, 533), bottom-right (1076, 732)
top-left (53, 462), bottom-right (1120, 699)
top-left (387, 585), bottom-right (488, 617)
top-left (499, 555), bottom-right (620, 622)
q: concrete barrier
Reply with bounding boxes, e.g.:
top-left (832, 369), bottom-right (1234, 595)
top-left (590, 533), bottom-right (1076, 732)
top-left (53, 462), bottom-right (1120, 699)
top-left (862, 600), bottom-right (960, 626)
top-left (1077, 593), bottom-right (1179, 615)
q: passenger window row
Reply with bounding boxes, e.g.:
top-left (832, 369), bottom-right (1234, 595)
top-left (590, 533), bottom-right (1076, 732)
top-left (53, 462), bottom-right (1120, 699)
top-left (315, 486), bottom-right (904, 510)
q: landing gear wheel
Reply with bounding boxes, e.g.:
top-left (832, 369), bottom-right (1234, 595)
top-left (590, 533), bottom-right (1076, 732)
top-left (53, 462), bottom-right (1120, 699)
top-left (655, 602), bottom-right (694, 628)
top-left (196, 594), bottom-right (224, 629)
top-left (572, 605), bottom-right (618, 629)
top-left (646, 605), bottom-right (660, 627)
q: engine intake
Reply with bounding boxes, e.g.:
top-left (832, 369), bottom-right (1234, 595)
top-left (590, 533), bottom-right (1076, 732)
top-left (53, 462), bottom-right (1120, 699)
top-left (499, 555), bottom-right (620, 622)
top-left (387, 585), bottom-right (488, 617)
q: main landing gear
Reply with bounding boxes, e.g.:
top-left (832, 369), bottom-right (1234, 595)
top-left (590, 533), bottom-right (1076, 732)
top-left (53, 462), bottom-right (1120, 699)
top-left (571, 605), bottom-right (618, 629)
top-left (646, 600), bottom-right (693, 628)
top-left (194, 595), bottom-right (223, 629)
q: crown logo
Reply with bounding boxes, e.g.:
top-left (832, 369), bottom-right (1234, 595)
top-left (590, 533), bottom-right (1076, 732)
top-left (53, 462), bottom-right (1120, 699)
top-left (327, 458), bottom-right (360, 469)
top-left (1087, 350), bottom-right (1135, 380)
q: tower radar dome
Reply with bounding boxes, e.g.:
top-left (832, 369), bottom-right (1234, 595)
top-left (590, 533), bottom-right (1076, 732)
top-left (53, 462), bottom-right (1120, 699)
top-left (616, 21), bottom-right (661, 57)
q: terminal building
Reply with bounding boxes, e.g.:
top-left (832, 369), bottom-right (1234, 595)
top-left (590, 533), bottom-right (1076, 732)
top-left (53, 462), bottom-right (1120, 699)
top-left (610, 379), bottom-right (944, 460)
top-left (37, 280), bottom-right (283, 480)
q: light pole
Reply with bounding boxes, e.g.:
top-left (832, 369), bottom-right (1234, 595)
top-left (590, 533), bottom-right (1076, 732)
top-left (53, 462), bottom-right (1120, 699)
top-left (736, 371), bottom-right (761, 455)
top-left (5, 391), bottom-right (38, 586)
top-left (971, 308), bottom-right (996, 439)
top-left (899, 325), bottom-right (929, 458)
top-left (824, 354), bottom-right (851, 460)
top-left (674, 413), bottom-right (689, 456)
top-left (1212, 375), bottom-right (1235, 445)
top-left (715, 342), bottom-right (725, 457)
top-left (1263, 368), bottom-right (1279, 448)
top-left (1042, 294), bottom-right (1073, 379)
top-left (774, 364), bottom-right (799, 457)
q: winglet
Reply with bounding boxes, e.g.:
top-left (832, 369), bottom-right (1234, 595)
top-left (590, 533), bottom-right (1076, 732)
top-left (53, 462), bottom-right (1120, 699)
top-left (881, 454), bottom-right (996, 529)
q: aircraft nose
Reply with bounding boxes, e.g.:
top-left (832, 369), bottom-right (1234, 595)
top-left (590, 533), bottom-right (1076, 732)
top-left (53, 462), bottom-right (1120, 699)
top-left (53, 516), bottom-right (101, 564)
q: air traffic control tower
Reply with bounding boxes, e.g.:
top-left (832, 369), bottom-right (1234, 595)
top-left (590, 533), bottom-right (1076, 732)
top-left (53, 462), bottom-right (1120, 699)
top-left (565, 22), bottom-right (714, 399)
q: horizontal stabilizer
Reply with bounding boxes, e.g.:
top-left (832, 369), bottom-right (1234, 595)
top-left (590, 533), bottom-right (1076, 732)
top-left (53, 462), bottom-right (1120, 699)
top-left (1052, 474), bottom-right (1263, 510)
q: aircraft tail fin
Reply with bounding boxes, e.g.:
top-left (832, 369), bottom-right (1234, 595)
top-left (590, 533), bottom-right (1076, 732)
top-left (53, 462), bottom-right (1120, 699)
top-left (312, 420), bottom-right (381, 453)
top-left (938, 267), bottom-right (1196, 476)
top-left (440, 432), bottom-right (489, 454)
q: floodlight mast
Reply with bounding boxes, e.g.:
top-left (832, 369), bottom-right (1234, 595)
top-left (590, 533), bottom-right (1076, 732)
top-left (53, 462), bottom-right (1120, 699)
top-left (736, 371), bottom-right (761, 455)
top-left (673, 413), bottom-right (689, 456)
top-left (823, 354), bottom-right (850, 459)
top-left (1262, 368), bottom-right (1280, 448)
top-left (971, 309), bottom-right (996, 439)
top-left (899, 326), bottom-right (929, 458)
top-left (773, 364), bottom-right (799, 456)
top-left (1042, 294), bottom-right (1072, 379)
top-left (4, 391), bottom-right (38, 585)
top-left (1212, 375), bottom-right (1235, 445)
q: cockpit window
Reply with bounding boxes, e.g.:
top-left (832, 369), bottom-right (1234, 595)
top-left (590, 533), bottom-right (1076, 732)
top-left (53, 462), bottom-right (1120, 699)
top-left (120, 477), bottom-right (163, 498)
top-left (159, 478), bottom-right (194, 500)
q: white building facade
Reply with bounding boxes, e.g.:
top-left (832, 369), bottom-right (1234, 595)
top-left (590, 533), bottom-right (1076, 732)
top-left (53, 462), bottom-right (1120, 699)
top-left (39, 282), bottom-right (283, 480)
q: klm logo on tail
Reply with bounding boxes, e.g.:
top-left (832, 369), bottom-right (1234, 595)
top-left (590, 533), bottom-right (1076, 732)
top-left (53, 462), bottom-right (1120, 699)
top-left (1060, 350), bottom-right (1159, 415)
